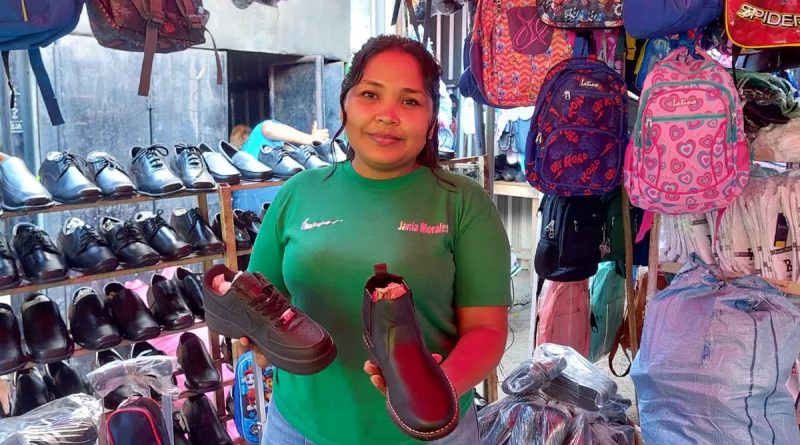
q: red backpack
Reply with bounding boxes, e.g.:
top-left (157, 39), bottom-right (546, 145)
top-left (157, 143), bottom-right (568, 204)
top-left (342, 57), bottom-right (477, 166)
top-left (85, 0), bottom-right (222, 97)
top-left (726, 0), bottom-right (800, 49)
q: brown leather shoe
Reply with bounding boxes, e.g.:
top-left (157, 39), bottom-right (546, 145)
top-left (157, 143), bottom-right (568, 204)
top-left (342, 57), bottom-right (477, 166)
top-left (362, 264), bottom-right (459, 441)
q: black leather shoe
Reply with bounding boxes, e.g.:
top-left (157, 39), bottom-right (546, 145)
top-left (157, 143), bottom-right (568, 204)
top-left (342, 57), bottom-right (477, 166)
top-left (105, 281), bottom-right (161, 341)
top-left (285, 143), bottom-right (330, 170)
top-left (170, 208), bottom-right (224, 255)
top-left (129, 145), bottom-right (185, 197)
top-left (86, 151), bottom-right (137, 199)
top-left (363, 264), bottom-right (459, 441)
top-left (95, 349), bottom-right (132, 410)
top-left (12, 369), bottom-right (52, 416)
top-left (135, 210), bottom-right (194, 259)
top-left (99, 217), bottom-right (161, 268)
top-left (173, 411), bottom-right (191, 445)
top-left (147, 273), bottom-right (195, 331)
top-left (0, 303), bottom-right (25, 375)
top-left (312, 139), bottom-right (348, 164)
top-left (0, 156), bottom-right (53, 211)
top-left (211, 213), bottom-right (250, 250)
top-left (38, 151), bottom-right (102, 204)
top-left (12, 223), bottom-right (70, 284)
top-left (58, 217), bottom-right (119, 274)
top-left (233, 209), bottom-right (261, 244)
top-left (172, 144), bottom-right (217, 191)
top-left (69, 287), bottom-right (122, 350)
top-left (43, 361), bottom-right (92, 399)
top-left (173, 267), bottom-right (204, 318)
top-left (216, 141), bottom-right (273, 182)
top-left (183, 394), bottom-right (234, 445)
top-left (0, 231), bottom-right (20, 290)
top-left (178, 332), bottom-right (221, 393)
top-left (258, 146), bottom-right (304, 179)
top-left (22, 293), bottom-right (74, 364)
top-left (198, 143), bottom-right (242, 185)
top-left (129, 341), bottom-right (174, 402)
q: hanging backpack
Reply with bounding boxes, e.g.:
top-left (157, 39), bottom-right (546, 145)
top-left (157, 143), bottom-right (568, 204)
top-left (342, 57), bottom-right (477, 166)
top-left (107, 396), bottom-right (171, 445)
top-left (588, 262), bottom-right (626, 363)
top-left (471, 0), bottom-right (573, 108)
top-left (624, 46), bottom-right (750, 242)
top-left (526, 40), bottom-right (628, 196)
top-left (726, 0), bottom-right (800, 49)
top-left (85, 0), bottom-right (222, 97)
top-left (536, 279), bottom-right (591, 358)
top-left (623, 0), bottom-right (722, 39)
top-left (601, 188), bottom-right (649, 265)
top-left (537, 0), bottom-right (623, 28)
top-left (534, 194), bottom-right (606, 282)
top-left (233, 351), bottom-right (274, 445)
top-left (0, 0), bottom-right (86, 126)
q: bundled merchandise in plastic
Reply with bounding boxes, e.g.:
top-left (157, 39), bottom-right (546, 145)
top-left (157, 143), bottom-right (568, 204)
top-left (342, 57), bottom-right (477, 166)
top-left (479, 344), bottom-right (635, 445)
top-left (631, 255), bottom-right (800, 444)
top-left (0, 394), bottom-right (103, 445)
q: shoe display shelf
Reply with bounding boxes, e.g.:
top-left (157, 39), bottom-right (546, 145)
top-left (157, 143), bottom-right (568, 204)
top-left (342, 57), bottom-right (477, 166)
top-left (1, 180), bottom-right (285, 445)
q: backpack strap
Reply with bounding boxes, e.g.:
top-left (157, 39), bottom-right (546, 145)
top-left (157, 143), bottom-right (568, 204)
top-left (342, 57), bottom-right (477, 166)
top-left (1, 51), bottom-right (14, 111)
top-left (608, 330), bottom-right (633, 377)
top-left (28, 49), bottom-right (64, 126)
top-left (138, 0), bottom-right (166, 97)
top-left (635, 210), bottom-right (653, 243)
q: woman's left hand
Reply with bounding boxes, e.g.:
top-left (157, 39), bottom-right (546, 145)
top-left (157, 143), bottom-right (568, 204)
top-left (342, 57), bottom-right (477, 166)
top-left (363, 354), bottom-right (443, 396)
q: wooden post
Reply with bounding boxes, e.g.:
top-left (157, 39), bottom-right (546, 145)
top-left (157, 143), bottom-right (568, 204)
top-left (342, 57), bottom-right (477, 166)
top-left (620, 189), bottom-right (639, 357)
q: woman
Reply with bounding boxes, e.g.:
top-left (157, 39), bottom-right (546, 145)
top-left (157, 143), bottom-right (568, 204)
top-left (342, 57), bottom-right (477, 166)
top-left (242, 35), bottom-right (510, 445)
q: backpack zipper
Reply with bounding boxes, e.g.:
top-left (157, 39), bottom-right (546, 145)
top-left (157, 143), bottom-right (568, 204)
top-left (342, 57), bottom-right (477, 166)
top-left (641, 113), bottom-right (728, 147)
top-left (20, 0), bottom-right (28, 21)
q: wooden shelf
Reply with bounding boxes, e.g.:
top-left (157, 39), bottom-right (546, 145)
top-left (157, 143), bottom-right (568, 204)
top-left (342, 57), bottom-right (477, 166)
top-left (494, 181), bottom-right (539, 199)
top-left (0, 189), bottom-right (218, 219)
top-left (659, 261), bottom-right (800, 295)
top-left (237, 248), bottom-right (253, 257)
top-left (6, 253), bottom-right (223, 295)
top-left (222, 180), bottom-right (286, 193)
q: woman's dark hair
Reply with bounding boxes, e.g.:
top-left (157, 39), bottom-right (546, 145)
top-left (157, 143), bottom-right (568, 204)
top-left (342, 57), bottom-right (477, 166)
top-left (331, 35), bottom-right (453, 185)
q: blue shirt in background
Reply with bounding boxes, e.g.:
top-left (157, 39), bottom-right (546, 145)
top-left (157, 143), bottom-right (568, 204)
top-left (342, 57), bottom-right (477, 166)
top-left (234, 119), bottom-right (285, 212)
top-left (240, 120), bottom-right (284, 159)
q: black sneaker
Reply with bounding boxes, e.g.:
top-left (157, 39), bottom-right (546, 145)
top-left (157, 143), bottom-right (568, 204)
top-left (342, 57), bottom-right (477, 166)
top-left (202, 264), bottom-right (337, 375)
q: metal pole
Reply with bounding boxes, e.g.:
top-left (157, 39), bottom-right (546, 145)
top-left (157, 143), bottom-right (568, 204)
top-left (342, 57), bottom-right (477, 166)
top-left (0, 56), bottom-right (10, 156)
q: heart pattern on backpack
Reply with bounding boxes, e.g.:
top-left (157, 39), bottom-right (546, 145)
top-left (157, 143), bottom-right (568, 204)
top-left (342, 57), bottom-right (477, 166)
top-left (700, 135), bottom-right (714, 148)
top-left (671, 160), bottom-right (686, 173)
top-left (714, 162), bottom-right (723, 175)
top-left (678, 171), bottom-right (693, 184)
top-left (687, 120), bottom-right (704, 130)
top-left (698, 173), bottom-right (713, 187)
top-left (677, 141), bottom-right (695, 158)
top-left (670, 126), bottom-right (685, 141)
top-left (698, 152), bottom-right (712, 168)
top-left (645, 157), bottom-right (658, 170)
top-left (663, 182), bottom-right (678, 193)
top-left (708, 119), bottom-right (719, 129)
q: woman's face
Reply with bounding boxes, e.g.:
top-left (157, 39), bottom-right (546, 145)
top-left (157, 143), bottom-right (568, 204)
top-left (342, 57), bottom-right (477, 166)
top-left (344, 50), bottom-right (433, 176)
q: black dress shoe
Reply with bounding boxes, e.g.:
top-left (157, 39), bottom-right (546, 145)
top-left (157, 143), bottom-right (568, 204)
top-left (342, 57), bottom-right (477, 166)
top-left (12, 368), bottom-right (53, 416)
top-left (172, 144), bottom-right (217, 191)
top-left (129, 145), bottom-right (185, 197)
top-left (85, 151), bottom-right (137, 199)
top-left (0, 303), bottom-right (25, 375)
top-left (129, 341), bottom-right (174, 402)
top-left (95, 349), bottom-right (133, 410)
top-left (216, 141), bottom-right (273, 182)
top-left (178, 332), bottom-right (221, 393)
top-left (173, 411), bottom-right (191, 445)
top-left (170, 208), bottom-right (224, 255)
top-left (99, 217), bottom-right (161, 268)
top-left (135, 210), bottom-right (194, 259)
top-left (147, 273), bottom-right (195, 331)
top-left (38, 151), bottom-right (102, 204)
top-left (12, 223), bottom-right (70, 284)
top-left (363, 264), bottom-right (459, 441)
top-left (43, 361), bottom-right (92, 399)
top-left (233, 209), bottom-right (261, 245)
top-left (258, 145), bottom-right (304, 179)
top-left (198, 143), bottom-right (242, 185)
top-left (58, 217), bottom-right (119, 275)
top-left (0, 231), bottom-right (20, 290)
top-left (105, 281), bottom-right (161, 342)
top-left (211, 213), bottom-right (250, 251)
top-left (285, 143), bottom-right (330, 170)
top-left (22, 293), bottom-right (74, 364)
top-left (183, 394), bottom-right (234, 445)
top-left (173, 267), bottom-right (204, 318)
top-left (0, 156), bottom-right (53, 211)
top-left (312, 139), bottom-right (348, 164)
top-left (69, 287), bottom-right (121, 350)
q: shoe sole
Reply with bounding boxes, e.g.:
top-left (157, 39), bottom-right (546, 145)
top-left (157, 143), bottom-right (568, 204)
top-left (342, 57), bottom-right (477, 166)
top-left (74, 258), bottom-right (119, 275)
top-left (137, 187), bottom-right (186, 197)
top-left (25, 272), bottom-right (70, 285)
top-left (362, 334), bottom-right (460, 441)
top-left (2, 201), bottom-right (55, 212)
top-left (205, 310), bottom-right (337, 375)
top-left (183, 380), bottom-right (223, 394)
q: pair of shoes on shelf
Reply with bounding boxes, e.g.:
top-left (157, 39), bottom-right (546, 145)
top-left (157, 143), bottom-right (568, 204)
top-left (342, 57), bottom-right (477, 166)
top-left (211, 209), bottom-right (261, 250)
top-left (258, 139), bottom-right (347, 179)
top-left (10, 363), bottom-right (92, 416)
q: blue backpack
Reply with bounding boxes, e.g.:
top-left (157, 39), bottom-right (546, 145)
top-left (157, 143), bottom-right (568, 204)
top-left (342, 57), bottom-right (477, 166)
top-left (233, 351), bottom-right (274, 445)
top-left (525, 43), bottom-right (628, 196)
top-left (0, 0), bottom-right (85, 126)
top-left (623, 0), bottom-right (722, 39)
top-left (588, 262), bottom-right (626, 363)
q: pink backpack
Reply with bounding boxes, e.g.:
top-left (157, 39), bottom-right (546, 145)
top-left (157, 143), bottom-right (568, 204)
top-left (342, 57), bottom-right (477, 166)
top-left (624, 47), bottom-right (750, 241)
top-left (536, 280), bottom-right (590, 358)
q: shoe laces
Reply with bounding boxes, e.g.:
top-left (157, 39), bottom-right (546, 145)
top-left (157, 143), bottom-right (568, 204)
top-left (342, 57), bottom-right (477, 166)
top-left (251, 283), bottom-right (293, 326)
top-left (238, 210), bottom-right (261, 225)
top-left (136, 145), bottom-right (169, 169)
top-left (78, 225), bottom-right (103, 251)
top-left (92, 156), bottom-right (123, 175)
top-left (185, 207), bottom-right (204, 229)
top-left (18, 228), bottom-right (55, 256)
top-left (56, 152), bottom-right (88, 176)
top-left (115, 221), bottom-right (145, 246)
top-left (175, 144), bottom-right (205, 169)
top-left (143, 210), bottom-right (170, 237)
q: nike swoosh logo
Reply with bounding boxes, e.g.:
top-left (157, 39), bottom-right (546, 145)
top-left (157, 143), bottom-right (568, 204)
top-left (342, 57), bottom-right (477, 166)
top-left (301, 218), bottom-right (344, 231)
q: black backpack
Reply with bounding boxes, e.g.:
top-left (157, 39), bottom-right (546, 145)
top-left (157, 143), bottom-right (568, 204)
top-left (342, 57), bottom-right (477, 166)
top-left (107, 396), bottom-right (170, 445)
top-left (534, 195), bottom-right (606, 282)
top-left (601, 188), bottom-right (650, 267)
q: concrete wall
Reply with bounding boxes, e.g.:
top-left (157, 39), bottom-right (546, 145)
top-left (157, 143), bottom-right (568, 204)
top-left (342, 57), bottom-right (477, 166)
top-left (73, 0), bottom-right (353, 61)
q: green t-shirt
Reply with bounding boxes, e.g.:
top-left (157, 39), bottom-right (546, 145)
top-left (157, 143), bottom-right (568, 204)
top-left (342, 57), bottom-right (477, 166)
top-left (248, 161), bottom-right (511, 445)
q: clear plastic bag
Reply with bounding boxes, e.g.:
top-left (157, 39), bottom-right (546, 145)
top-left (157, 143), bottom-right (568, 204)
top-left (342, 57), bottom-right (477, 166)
top-left (0, 394), bottom-right (103, 445)
top-left (565, 412), bottom-right (636, 445)
top-left (533, 343), bottom-right (617, 411)
top-left (501, 356), bottom-right (566, 396)
top-left (87, 355), bottom-right (180, 400)
top-left (480, 396), bottom-right (572, 445)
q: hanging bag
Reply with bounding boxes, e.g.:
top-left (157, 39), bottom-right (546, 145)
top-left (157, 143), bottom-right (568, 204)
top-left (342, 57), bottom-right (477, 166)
top-left (588, 262), bottom-right (626, 363)
top-left (537, 0), bottom-right (623, 28)
top-left (726, 0), bottom-right (800, 49)
top-left (536, 279), bottom-right (591, 358)
top-left (107, 396), bottom-right (171, 445)
top-left (623, 0), bottom-right (722, 39)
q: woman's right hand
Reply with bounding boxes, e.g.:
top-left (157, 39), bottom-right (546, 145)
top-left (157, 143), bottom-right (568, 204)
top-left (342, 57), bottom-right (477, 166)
top-left (239, 337), bottom-right (270, 368)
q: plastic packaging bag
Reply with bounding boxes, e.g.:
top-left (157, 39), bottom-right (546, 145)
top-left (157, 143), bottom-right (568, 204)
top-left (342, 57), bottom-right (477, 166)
top-left (480, 396), bottom-right (571, 445)
top-left (532, 343), bottom-right (617, 411)
top-left (87, 355), bottom-right (179, 400)
top-left (501, 357), bottom-right (566, 396)
top-left (0, 394), bottom-right (103, 445)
